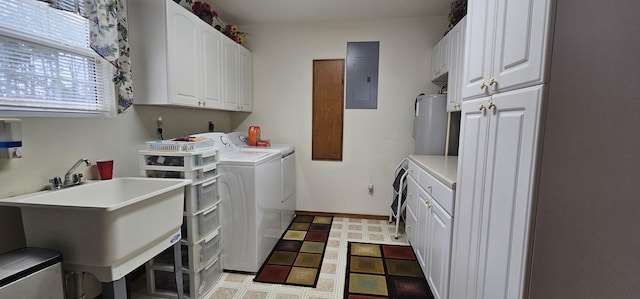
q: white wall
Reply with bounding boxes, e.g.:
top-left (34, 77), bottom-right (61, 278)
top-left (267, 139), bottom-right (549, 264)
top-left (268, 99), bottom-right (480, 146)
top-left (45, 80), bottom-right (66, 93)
top-left (0, 106), bottom-right (231, 253)
top-left (231, 16), bottom-right (448, 216)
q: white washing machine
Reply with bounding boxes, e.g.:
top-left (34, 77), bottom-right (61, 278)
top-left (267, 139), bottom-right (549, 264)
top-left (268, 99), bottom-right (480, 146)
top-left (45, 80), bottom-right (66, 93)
top-left (192, 133), bottom-right (282, 273)
top-left (226, 132), bottom-right (296, 230)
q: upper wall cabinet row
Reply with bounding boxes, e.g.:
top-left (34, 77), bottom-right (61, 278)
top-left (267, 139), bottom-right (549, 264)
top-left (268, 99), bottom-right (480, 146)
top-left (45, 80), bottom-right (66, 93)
top-left (431, 17), bottom-right (467, 112)
top-left (129, 0), bottom-right (252, 112)
top-left (431, 33), bottom-right (450, 82)
top-left (461, 0), bottom-right (553, 100)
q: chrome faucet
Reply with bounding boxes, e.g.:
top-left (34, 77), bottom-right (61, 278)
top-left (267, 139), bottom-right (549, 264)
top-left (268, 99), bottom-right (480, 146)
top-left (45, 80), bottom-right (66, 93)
top-left (49, 158), bottom-right (91, 190)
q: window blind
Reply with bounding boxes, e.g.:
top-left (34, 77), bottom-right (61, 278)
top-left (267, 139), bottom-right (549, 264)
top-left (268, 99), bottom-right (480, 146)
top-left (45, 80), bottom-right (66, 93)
top-left (0, 0), bottom-right (114, 115)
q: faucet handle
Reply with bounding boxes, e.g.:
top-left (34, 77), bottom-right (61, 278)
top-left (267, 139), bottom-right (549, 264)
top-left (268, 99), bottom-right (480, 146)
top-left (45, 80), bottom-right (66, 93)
top-left (49, 177), bottom-right (62, 190)
top-left (72, 173), bottom-right (84, 185)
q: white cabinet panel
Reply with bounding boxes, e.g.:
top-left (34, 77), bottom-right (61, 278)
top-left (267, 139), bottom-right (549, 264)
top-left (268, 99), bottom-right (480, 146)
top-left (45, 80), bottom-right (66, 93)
top-left (201, 24), bottom-right (222, 109)
top-left (427, 198), bottom-right (453, 299)
top-left (222, 37), bottom-right (239, 111)
top-left (450, 86), bottom-right (543, 299)
top-left (449, 97), bottom-right (489, 299)
top-left (447, 17), bottom-right (466, 112)
top-left (239, 46), bottom-right (253, 112)
top-left (169, 10), bottom-right (199, 105)
top-left (129, 0), bottom-right (223, 109)
top-left (407, 160), bottom-right (454, 299)
top-left (461, 0), bottom-right (553, 99)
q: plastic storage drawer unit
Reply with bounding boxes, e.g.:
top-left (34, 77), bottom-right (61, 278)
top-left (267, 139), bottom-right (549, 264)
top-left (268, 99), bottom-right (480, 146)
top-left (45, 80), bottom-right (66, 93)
top-left (182, 204), bottom-right (221, 244)
top-left (148, 257), bottom-right (222, 299)
top-left (183, 177), bottom-right (219, 214)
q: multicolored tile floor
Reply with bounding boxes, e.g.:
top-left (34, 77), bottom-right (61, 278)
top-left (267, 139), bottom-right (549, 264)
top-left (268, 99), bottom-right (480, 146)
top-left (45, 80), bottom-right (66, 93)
top-left (132, 217), bottom-right (408, 299)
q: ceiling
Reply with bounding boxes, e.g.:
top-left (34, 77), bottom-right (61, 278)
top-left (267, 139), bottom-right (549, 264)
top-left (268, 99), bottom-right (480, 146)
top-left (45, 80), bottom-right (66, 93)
top-left (207, 0), bottom-right (452, 25)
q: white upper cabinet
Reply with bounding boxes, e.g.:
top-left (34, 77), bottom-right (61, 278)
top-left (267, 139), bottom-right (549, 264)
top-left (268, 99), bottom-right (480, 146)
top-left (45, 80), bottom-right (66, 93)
top-left (431, 34), bottom-right (450, 82)
top-left (222, 36), bottom-right (252, 112)
top-left (129, 0), bottom-right (251, 111)
top-left (461, 0), bottom-right (554, 99)
top-left (167, 7), bottom-right (199, 106)
top-left (222, 37), bottom-right (239, 111)
top-left (446, 17), bottom-right (467, 112)
top-left (239, 45), bottom-right (253, 112)
top-left (129, 0), bottom-right (222, 109)
top-left (200, 23), bottom-right (223, 109)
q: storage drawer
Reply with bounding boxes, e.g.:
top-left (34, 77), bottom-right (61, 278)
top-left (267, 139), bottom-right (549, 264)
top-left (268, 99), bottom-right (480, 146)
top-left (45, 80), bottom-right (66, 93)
top-left (182, 204), bottom-right (220, 244)
top-left (139, 149), bottom-right (218, 170)
top-left (184, 229), bottom-right (222, 271)
top-left (184, 177), bottom-right (219, 214)
top-left (148, 257), bottom-right (222, 299)
top-left (405, 174), bottom-right (419, 216)
top-left (418, 168), bottom-right (454, 216)
top-left (407, 160), bottom-right (420, 181)
top-left (141, 163), bottom-right (218, 183)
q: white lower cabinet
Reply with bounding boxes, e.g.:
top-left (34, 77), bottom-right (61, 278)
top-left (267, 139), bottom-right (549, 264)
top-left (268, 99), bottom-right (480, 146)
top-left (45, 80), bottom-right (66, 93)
top-left (406, 159), bottom-right (454, 299)
top-left (449, 85), bottom-right (543, 299)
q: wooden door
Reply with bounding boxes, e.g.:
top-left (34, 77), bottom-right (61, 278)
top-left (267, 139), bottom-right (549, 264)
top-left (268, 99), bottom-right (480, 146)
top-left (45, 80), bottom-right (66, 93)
top-left (312, 59), bottom-right (344, 160)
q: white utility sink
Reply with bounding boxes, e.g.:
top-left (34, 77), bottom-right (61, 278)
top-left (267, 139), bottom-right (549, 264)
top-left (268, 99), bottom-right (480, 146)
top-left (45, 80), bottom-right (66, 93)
top-left (0, 177), bottom-right (190, 282)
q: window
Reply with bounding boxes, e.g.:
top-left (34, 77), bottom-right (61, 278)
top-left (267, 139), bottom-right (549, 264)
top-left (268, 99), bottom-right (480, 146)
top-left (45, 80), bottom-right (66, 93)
top-left (0, 0), bottom-right (115, 116)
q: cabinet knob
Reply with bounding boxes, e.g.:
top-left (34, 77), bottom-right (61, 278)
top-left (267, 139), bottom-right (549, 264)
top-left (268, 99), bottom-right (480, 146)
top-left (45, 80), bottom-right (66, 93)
top-left (487, 101), bottom-right (496, 110)
top-left (480, 81), bottom-right (488, 90)
top-left (489, 78), bottom-right (498, 88)
top-left (479, 104), bottom-right (486, 111)
top-left (427, 185), bottom-right (432, 192)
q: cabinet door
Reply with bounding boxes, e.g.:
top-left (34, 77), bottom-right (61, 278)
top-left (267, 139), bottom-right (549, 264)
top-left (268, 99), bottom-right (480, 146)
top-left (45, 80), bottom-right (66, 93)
top-left (491, 0), bottom-right (552, 93)
top-left (431, 42), bottom-right (440, 80)
top-left (167, 3), bottom-right (200, 106)
top-left (238, 46), bottom-right (252, 112)
top-left (447, 17), bottom-right (466, 111)
top-left (427, 198), bottom-right (453, 299)
top-left (475, 85), bottom-right (542, 299)
top-left (449, 96), bottom-right (491, 299)
top-left (222, 36), bottom-right (239, 110)
top-left (415, 186), bottom-right (430, 271)
top-left (201, 25), bottom-right (222, 109)
top-left (439, 35), bottom-right (450, 77)
top-left (461, 0), bottom-right (495, 99)
top-left (405, 175), bottom-right (419, 245)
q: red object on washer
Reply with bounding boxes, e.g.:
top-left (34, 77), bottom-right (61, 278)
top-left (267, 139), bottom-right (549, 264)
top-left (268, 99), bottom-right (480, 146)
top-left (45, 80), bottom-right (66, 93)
top-left (248, 126), bottom-right (260, 146)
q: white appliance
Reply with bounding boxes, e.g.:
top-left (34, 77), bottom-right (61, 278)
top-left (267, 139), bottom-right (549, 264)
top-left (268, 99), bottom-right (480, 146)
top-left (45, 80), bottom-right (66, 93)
top-left (225, 132), bottom-right (296, 230)
top-left (413, 94), bottom-right (448, 155)
top-left (192, 133), bottom-right (282, 273)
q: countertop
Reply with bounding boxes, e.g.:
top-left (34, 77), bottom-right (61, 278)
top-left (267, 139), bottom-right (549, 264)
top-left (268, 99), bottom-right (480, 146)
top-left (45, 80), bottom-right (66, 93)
top-left (408, 155), bottom-right (458, 189)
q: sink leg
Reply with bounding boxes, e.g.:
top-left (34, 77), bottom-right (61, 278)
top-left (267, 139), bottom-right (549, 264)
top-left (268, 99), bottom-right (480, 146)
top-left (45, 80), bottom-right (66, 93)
top-left (102, 277), bottom-right (126, 299)
top-left (173, 241), bottom-right (184, 299)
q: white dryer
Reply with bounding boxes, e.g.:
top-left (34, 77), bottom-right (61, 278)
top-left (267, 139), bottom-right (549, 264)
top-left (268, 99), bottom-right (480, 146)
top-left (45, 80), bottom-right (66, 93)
top-left (225, 132), bottom-right (296, 230)
top-left (192, 133), bottom-right (282, 273)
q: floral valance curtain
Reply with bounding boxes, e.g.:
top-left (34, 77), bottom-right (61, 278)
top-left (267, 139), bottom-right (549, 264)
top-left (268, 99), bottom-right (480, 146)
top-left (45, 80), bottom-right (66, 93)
top-left (43, 0), bottom-right (133, 113)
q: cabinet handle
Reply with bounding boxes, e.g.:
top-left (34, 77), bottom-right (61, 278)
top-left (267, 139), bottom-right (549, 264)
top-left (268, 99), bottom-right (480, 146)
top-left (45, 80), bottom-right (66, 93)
top-left (479, 104), bottom-right (486, 111)
top-left (487, 101), bottom-right (496, 110)
top-left (427, 185), bottom-right (432, 192)
top-left (480, 81), bottom-right (488, 90)
top-left (489, 78), bottom-right (498, 88)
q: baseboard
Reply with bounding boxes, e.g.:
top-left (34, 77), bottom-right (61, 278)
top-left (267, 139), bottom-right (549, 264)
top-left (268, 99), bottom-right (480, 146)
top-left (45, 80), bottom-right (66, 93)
top-left (295, 210), bottom-right (389, 220)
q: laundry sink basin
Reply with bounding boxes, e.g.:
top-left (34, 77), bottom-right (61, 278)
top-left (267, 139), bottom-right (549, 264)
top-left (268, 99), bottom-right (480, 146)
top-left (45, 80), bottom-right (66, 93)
top-left (0, 177), bottom-right (190, 282)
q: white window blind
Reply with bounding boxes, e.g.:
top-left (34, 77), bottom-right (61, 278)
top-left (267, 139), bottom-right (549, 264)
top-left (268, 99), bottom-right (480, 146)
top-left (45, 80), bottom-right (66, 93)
top-left (0, 0), bottom-right (114, 115)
